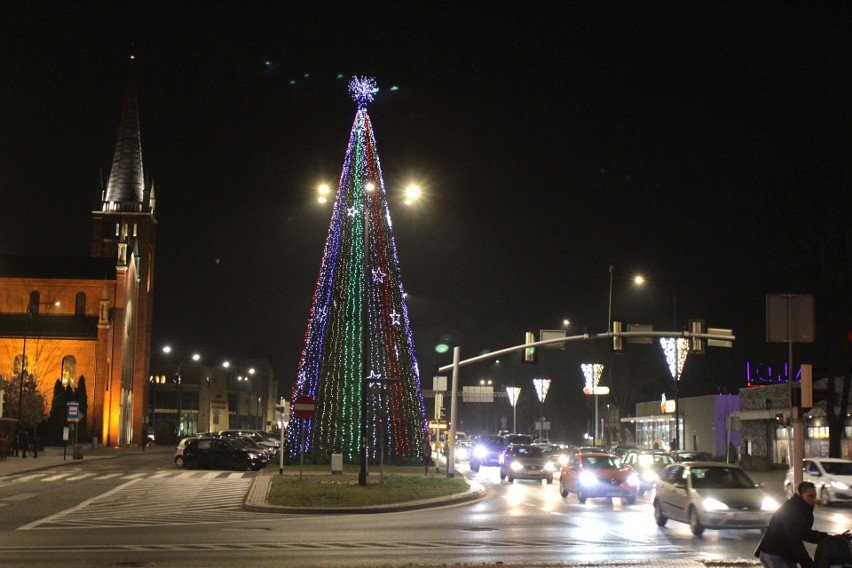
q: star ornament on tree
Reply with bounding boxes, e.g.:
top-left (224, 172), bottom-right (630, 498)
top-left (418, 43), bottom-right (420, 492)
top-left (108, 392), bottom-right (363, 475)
top-left (366, 370), bottom-right (382, 381)
top-left (390, 309), bottom-right (401, 326)
top-left (349, 76), bottom-right (377, 108)
top-left (372, 267), bottom-right (386, 283)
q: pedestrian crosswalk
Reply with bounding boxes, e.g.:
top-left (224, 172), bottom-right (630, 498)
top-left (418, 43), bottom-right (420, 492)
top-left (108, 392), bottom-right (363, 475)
top-left (4, 468), bottom-right (253, 485)
top-left (17, 472), bottom-right (259, 530)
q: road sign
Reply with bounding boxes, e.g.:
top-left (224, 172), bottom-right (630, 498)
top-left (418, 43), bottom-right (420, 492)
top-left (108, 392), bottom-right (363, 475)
top-left (67, 402), bottom-right (80, 422)
top-left (292, 395), bottom-right (316, 419)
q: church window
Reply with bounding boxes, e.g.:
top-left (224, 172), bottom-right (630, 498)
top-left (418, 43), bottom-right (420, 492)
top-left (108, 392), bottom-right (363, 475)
top-left (62, 356), bottom-right (77, 387)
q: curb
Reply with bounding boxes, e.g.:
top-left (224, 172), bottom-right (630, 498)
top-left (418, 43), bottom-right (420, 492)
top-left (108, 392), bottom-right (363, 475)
top-left (243, 472), bottom-right (486, 514)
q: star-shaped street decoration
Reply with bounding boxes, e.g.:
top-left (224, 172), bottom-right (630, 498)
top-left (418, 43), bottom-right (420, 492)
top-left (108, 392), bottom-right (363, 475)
top-left (366, 370), bottom-right (382, 381)
top-left (372, 267), bottom-right (386, 283)
top-left (390, 309), bottom-right (401, 326)
top-left (314, 306), bottom-right (328, 322)
top-left (346, 206), bottom-right (358, 217)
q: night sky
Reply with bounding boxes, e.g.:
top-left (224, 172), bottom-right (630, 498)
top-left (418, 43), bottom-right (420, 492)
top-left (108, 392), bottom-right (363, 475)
top-left (2, 3), bottom-right (850, 439)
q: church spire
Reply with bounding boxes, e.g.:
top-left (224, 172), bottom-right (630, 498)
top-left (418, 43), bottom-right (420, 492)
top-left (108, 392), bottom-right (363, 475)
top-left (102, 55), bottom-right (145, 212)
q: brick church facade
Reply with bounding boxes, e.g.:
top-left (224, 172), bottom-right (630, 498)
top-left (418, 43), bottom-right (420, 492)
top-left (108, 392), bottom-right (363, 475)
top-left (0, 59), bottom-right (155, 447)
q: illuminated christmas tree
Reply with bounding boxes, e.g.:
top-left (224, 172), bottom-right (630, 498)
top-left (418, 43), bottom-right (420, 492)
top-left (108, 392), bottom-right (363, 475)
top-left (287, 77), bottom-right (427, 464)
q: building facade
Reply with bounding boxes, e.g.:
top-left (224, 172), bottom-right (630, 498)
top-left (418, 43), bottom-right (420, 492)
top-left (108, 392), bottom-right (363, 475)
top-left (0, 59), bottom-right (155, 448)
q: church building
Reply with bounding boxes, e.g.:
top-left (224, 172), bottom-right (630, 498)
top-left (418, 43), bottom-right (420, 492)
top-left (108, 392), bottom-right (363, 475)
top-left (0, 58), bottom-right (155, 448)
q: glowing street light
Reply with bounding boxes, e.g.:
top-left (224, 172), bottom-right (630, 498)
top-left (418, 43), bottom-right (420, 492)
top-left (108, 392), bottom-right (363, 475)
top-left (660, 337), bottom-right (690, 450)
top-left (532, 378), bottom-right (551, 441)
top-left (403, 184), bottom-right (421, 205)
top-left (581, 363), bottom-right (608, 447)
top-left (317, 183), bottom-right (331, 204)
top-left (505, 387), bottom-right (521, 434)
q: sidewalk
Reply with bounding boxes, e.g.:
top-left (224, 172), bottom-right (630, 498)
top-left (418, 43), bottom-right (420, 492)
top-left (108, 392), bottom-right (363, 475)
top-left (0, 443), bottom-right (170, 476)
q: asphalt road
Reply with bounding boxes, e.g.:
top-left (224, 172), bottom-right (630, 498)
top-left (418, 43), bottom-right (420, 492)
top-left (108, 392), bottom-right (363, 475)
top-left (1, 449), bottom-right (848, 568)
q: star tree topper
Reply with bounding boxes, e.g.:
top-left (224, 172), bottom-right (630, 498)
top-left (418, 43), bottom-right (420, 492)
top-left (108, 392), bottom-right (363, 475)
top-left (349, 76), bottom-right (376, 108)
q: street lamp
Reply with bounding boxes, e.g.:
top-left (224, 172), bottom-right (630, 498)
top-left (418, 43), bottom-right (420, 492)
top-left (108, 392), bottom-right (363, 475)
top-left (17, 300), bottom-right (60, 424)
top-left (532, 378), bottom-right (551, 441)
top-left (660, 337), bottom-right (689, 450)
top-left (506, 387), bottom-right (521, 434)
top-left (581, 363), bottom-right (608, 446)
top-left (175, 352), bottom-right (200, 438)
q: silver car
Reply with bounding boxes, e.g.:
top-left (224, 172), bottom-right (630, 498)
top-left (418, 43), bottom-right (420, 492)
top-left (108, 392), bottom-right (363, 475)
top-left (498, 444), bottom-right (554, 484)
top-left (653, 462), bottom-right (779, 535)
top-left (784, 457), bottom-right (852, 505)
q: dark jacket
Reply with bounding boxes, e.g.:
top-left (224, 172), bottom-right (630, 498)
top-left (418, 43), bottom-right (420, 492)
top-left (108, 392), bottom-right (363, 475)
top-left (755, 493), bottom-right (829, 567)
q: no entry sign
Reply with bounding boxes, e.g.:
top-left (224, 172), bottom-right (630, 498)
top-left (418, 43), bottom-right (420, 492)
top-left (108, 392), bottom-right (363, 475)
top-left (292, 395), bottom-right (316, 419)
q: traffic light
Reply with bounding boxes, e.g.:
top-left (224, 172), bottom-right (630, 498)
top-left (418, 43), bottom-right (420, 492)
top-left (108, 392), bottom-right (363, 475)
top-left (689, 319), bottom-right (706, 354)
top-left (522, 331), bottom-right (537, 364)
top-left (612, 321), bottom-right (623, 352)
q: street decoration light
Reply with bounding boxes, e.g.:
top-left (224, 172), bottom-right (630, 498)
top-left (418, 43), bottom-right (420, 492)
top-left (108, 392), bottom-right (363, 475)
top-left (581, 363), bottom-right (608, 446)
top-left (660, 337), bottom-right (689, 450)
top-left (505, 386), bottom-right (521, 434)
top-left (532, 378), bottom-right (551, 440)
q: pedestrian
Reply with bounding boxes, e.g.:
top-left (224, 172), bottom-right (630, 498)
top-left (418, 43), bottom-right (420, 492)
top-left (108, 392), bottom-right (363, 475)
top-left (12, 431), bottom-right (20, 457)
top-left (32, 432), bottom-right (40, 458)
top-left (422, 434), bottom-right (432, 476)
top-left (754, 480), bottom-right (838, 567)
top-left (20, 430), bottom-right (29, 458)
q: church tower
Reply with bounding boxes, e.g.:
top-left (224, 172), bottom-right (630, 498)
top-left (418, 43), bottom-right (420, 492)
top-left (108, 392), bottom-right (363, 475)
top-left (90, 55), bottom-right (157, 446)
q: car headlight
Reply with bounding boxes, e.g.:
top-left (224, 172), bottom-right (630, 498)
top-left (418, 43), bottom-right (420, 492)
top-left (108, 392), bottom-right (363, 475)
top-left (642, 470), bottom-right (659, 483)
top-left (457, 448), bottom-right (468, 460)
top-left (558, 454), bottom-right (569, 466)
top-left (761, 496), bottom-right (780, 512)
top-left (510, 461), bottom-right (523, 472)
top-left (702, 497), bottom-right (729, 511)
top-left (544, 462), bottom-right (555, 472)
top-left (473, 446), bottom-right (487, 459)
top-left (579, 471), bottom-right (598, 487)
top-left (627, 473), bottom-right (640, 486)
top-left (831, 480), bottom-right (849, 490)
top-left (247, 452), bottom-right (260, 459)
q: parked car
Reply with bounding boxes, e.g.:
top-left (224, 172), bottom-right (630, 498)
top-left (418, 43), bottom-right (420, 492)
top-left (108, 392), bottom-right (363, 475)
top-left (784, 457), bottom-right (852, 505)
top-left (559, 452), bottom-right (638, 504)
top-left (454, 440), bottom-right (472, 462)
top-left (173, 436), bottom-right (200, 468)
top-left (180, 437), bottom-right (268, 471)
top-left (622, 450), bottom-right (675, 495)
top-left (654, 462), bottom-right (779, 536)
top-left (219, 430), bottom-right (278, 454)
top-left (671, 450), bottom-right (713, 463)
top-left (499, 444), bottom-right (554, 484)
top-left (470, 435), bottom-right (507, 472)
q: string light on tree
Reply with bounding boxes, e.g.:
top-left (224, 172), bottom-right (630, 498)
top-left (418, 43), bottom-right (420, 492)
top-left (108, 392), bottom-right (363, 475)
top-left (287, 76), bottom-right (427, 467)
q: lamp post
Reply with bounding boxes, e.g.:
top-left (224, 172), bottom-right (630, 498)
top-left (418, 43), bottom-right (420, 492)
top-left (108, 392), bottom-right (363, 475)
top-left (358, 180), bottom-right (375, 487)
top-left (506, 387), bottom-right (521, 434)
top-left (17, 300), bottom-right (60, 425)
top-left (532, 378), bottom-right (551, 441)
top-left (660, 337), bottom-right (689, 450)
top-left (581, 363), bottom-right (607, 446)
top-left (175, 353), bottom-right (200, 438)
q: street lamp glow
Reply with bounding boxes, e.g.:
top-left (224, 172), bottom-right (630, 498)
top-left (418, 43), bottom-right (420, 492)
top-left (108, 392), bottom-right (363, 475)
top-left (192, 353), bottom-right (200, 362)
top-left (162, 345), bottom-right (172, 354)
top-left (222, 361), bottom-right (230, 368)
top-left (249, 368), bottom-right (256, 375)
top-left (404, 184), bottom-right (421, 205)
top-left (634, 275), bottom-right (645, 286)
top-left (562, 319), bottom-right (570, 327)
top-left (365, 181), bottom-right (376, 191)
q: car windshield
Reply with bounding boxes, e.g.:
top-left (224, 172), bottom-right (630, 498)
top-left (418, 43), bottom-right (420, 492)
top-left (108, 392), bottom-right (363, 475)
top-left (637, 453), bottom-right (674, 468)
top-left (475, 436), bottom-right (505, 448)
top-left (691, 467), bottom-right (753, 489)
top-left (511, 446), bottom-right (543, 457)
top-left (582, 455), bottom-right (621, 469)
top-left (821, 461), bottom-right (852, 475)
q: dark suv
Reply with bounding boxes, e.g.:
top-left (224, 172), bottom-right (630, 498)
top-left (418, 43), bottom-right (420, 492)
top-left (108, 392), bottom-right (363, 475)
top-left (181, 437), bottom-right (268, 471)
top-left (470, 435), bottom-right (507, 472)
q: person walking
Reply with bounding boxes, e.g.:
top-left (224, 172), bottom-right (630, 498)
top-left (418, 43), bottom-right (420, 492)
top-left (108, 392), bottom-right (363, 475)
top-left (422, 434), bottom-right (432, 476)
top-left (20, 429), bottom-right (29, 458)
top-left (755, 480), bottom-right (836, 567)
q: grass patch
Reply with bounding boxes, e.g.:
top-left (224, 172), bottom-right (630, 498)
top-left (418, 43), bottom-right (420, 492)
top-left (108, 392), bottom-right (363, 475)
top-left (267, 465), bottom-right (470, 508)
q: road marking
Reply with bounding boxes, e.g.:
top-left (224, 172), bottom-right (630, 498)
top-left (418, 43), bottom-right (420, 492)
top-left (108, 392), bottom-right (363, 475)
top-left (94, 473), bottom-right (122, 480)
top-left (66, 473), bottom-right (96, 481)
top-left (121, 473), bottom-right (147, 479)
top-left (42, 474), bottom-right (71, 482)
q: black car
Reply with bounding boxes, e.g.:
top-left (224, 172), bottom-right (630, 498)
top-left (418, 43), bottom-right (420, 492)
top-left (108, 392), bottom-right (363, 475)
top-left (180, 437), bottom-right (268, 471)
top-left (470, 435), bottom-right (507, 472)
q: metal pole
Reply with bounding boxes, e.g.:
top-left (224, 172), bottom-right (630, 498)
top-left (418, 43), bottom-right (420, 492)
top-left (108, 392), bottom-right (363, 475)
top-left (594, 392), bottom-right (599, 446)
top-left (18, 305), bottom-right (30, 422)
top-left (358, 187), bottom-right (370, 487)
top-left (674, 373), bottom-right (679, 451)
top-left (447, 346), bottom-right (460, 478)
top-left (607, 265), bottom-right (614, 333)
